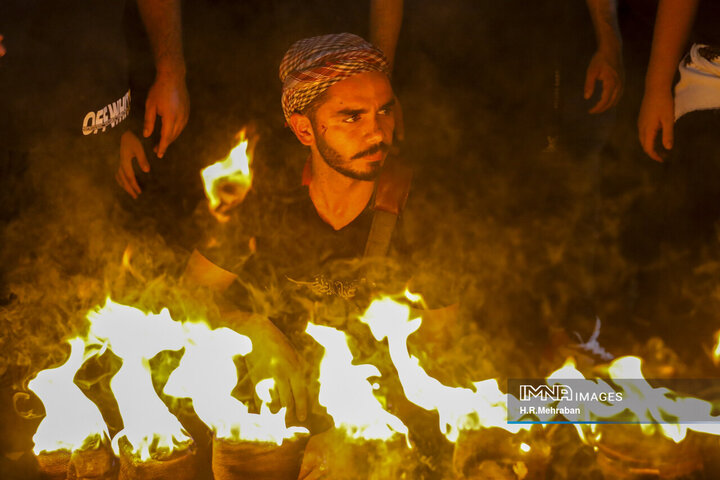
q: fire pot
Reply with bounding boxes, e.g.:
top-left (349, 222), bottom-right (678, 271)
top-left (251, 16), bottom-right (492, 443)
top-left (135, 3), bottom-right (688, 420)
top-left (211, 436), bottom-right (309, 480)
top-left (117, 437), bottom-right (198, 480)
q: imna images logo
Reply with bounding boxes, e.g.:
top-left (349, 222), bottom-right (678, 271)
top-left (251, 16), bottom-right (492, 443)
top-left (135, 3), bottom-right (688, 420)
top-left (519, 384), bottom-right (573, 402)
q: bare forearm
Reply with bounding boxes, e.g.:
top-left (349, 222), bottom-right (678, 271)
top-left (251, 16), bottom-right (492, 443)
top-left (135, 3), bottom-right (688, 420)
top-left (585, 0), bottom-right (622, 56)
top-left (645, 0), bottom-right (698, 93)
top-left (136, 0), bottom-right (186, 78)
top-left (370, 0), bottom-right (403, 69)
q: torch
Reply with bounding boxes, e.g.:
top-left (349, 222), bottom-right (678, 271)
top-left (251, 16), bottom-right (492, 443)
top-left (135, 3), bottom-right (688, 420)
top-left (201, 129), bottom-right (253, 223)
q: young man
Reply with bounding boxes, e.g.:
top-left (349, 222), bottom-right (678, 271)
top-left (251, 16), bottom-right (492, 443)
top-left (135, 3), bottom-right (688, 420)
top-left (183, 33), bottom-right (409, 425)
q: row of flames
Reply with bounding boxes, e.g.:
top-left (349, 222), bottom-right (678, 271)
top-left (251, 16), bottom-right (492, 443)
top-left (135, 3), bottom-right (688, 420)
top-left (28, 293), bottom-right (720, 465)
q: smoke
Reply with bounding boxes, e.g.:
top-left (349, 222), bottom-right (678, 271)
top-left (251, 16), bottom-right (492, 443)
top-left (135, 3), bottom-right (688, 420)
top-left (3, 1), bottom-right (720, 478)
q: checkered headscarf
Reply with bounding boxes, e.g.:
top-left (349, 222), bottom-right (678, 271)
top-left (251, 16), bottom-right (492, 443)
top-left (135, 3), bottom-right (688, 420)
top-left (279, 33), bottom-right (390, 122)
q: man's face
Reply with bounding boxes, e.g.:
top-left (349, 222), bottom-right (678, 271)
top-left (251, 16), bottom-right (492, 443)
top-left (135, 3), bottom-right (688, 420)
top-left (309, 71), bottom-right (395, 181)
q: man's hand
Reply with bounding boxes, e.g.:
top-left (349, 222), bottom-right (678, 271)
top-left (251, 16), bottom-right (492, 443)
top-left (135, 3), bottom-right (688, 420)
top-left (584, 49), bottom-right (624, 114)
top-left (239, 315), bottom-right (308, 423)
top-left (638, 88), bottom-right (674, 162)
top-left (144, 72), bottom-right (189, 159)
top-left (0, 34), bottom-right (6, 57)
top-left (117, 131), bottom-right (150, 199)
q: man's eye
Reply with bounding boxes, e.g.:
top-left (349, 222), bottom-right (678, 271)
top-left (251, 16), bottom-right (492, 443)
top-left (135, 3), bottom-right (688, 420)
top-left (344, 114), bottom-right (360, 123)
top-left (379, 107), bottom-right (392, 115)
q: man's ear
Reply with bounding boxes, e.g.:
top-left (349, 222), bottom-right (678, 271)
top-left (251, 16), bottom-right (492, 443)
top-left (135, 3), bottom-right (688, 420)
top-left (289, 113), bottom-right (315, 146)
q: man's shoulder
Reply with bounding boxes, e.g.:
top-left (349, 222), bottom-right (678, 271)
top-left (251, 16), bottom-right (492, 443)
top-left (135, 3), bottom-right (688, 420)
top-left (374, 155), bottom-right (413, 216)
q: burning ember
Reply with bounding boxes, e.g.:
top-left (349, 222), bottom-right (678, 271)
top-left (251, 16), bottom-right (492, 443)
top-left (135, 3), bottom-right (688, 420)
top-left (201, 129), bottom-right (253, 222)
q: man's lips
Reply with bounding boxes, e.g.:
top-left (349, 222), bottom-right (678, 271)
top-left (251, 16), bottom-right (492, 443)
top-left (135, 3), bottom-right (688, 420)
top-left (352, 143), bottom-right (389, 160)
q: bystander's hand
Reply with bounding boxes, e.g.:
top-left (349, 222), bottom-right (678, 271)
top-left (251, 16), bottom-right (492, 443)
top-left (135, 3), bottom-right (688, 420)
top-left (638, 87), bottom-right (675, 162)
top-left (144, 70), bottom-right (189, 159)
top-left (0, 34), bottom-right (6, 57)
top-left (117, 130), bottom-right (150, 198)
top-left (239, 314), bottom-right (308, 423)
top-left (584, 49), bottom-right (624, 114)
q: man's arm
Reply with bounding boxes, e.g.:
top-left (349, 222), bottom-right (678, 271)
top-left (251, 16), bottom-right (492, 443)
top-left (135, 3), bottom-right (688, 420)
top-left (183, 249), bottom-right (238, 293)
top-left (370, 0), bottom-right (403, 70)
top-left (584, 0), bottom-right (624, 114)
top-left (136, 0), bottom-right (190, 159)
top-left (0, 34), bottom-right (6, 57)
top-left (638, 0), bottom-right (698, 162)
top-left (182, 249), bottom-right (308, 422)
top-left (370, 0), bottom-right (405, 141)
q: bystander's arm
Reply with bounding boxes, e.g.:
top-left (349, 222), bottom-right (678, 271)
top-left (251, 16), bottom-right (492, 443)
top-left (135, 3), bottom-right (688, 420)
top-left (584, 0), bottom-right (624, 114)
top-left (638, 0), bottom-right (698, 161)
top-left (370, 0), bottom-right (402, 70)
top-left (136, 0), bottom-right (189, 159)
top-left (370, 0), bottom-right (404, 140)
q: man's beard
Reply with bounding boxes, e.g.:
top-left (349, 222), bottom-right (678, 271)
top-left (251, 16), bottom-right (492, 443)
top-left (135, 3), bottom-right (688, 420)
top-left (315, 132), bottom-right (387, 181)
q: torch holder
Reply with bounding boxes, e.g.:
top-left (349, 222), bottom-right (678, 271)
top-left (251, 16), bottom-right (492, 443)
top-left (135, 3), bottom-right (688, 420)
top-left (593, 425), bottom-right (703, 479)
top-left (211, 436), bottom-right (309, 480)
top-left (452, 429), bottom-right (550, 480)
top-left (117, 437), bottom-right (198, 480)
top-left (36, 443), bottom-right (117, 480)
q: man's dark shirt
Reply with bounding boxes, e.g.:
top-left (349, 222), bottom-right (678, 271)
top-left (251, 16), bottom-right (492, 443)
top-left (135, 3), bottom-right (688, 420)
top-left (200, 183), bottom-right (409, 339)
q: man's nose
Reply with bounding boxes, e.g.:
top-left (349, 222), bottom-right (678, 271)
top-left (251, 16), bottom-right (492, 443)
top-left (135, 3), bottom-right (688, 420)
top-left (365, 117), bottom-right (384, 144)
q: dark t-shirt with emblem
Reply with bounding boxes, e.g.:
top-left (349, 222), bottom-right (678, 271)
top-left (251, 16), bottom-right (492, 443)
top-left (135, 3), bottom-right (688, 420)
top-left (0, 0), bottom-right (131, 151)
top-left (199, 184), bottom-right (412, 339)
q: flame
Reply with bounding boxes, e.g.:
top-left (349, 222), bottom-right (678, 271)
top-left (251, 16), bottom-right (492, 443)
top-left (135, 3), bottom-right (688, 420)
top-left (201, 130), bottom-right (253, 221)
top-left (306, 322), bottom-right (409, 442)
top-left (87, 299), bottom-right (192, 461)
top-left (121, 245), bottom-right (147, 282)
top-left (358, 297), bottom-right (530, 442)
top-left (121, 246), bottom-right (132, 270)
top-left (546, 356), bottom-right (720, 443)
top-left (606, 356), bottom-right (720, 442)
top-left (544, 357), bottom-right (619, 442)
top-left (713, 330), bottom-right (720, 366)
top-left (163, 322), bottom-right (307, 444)
top-left (403, 289), bottom-right (424, 306)
top-left (28, 338), bottom-right (109, 454)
